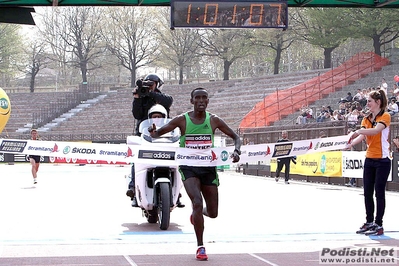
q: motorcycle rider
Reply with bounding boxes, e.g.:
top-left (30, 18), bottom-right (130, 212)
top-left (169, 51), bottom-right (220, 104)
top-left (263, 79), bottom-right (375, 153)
top-left (127, 74), bottom-right (173, 207)
top-left (128, 103), bottom-right (184, 208)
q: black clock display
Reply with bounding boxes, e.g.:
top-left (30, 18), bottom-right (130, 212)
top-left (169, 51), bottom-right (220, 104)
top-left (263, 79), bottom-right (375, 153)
top-left (171, 0), bottom-right (288, 29)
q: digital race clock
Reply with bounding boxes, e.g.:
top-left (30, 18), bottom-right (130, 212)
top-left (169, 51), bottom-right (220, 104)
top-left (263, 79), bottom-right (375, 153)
top-left (171, 0), bottom-right (288, 29)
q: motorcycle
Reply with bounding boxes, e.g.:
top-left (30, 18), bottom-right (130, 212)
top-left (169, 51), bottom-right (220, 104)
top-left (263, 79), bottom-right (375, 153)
top-left (126, 118), bottom-right (183, 230)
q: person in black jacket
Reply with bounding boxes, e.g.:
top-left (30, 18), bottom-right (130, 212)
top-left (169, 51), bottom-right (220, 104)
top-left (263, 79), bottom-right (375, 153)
top-left (274, 130), bottom-right (296, 184)
top-left (132, 74), bottom-right (173, 136)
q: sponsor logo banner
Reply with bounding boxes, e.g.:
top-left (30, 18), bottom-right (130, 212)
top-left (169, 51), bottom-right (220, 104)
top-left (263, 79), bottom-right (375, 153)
top-left (0, 140), bottom-right (27, 153)
top-left (0, 135), bottom-right (349, 167)
top-left (341, 151), bottom-right (392, 181)
top-left (291, 151), bottom-right (342, 177)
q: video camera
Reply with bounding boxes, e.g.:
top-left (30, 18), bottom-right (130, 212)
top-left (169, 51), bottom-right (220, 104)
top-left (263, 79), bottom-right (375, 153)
top-left (135, 79), bottom-right (155, 97)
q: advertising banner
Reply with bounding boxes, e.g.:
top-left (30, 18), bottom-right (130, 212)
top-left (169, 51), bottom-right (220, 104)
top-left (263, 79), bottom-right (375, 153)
top-left (271, 151), bottom-right (342, 177)
top-left (0, 135), bottom-right (349, 167)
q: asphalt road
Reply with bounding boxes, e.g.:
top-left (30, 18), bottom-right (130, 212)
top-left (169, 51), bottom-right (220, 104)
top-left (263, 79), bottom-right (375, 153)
top-left (0, 163), bottom-right (398, 266)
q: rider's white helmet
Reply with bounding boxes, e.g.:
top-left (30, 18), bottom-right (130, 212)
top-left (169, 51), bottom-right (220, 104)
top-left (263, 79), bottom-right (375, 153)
top-left (148, 104), bottom-right (167, 119)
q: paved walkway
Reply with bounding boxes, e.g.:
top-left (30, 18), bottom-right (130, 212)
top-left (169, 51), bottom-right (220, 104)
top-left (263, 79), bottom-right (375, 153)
top-left (0, 163), bottom-right (398, 265)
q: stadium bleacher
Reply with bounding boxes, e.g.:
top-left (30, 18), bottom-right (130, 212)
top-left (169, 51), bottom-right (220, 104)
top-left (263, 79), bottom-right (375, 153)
top-left (1, 52), bottom-right (397, 141)
top-left (272, 62), bottom-right (399, 127)
top-left (2, 91), bottom-right (74, 135)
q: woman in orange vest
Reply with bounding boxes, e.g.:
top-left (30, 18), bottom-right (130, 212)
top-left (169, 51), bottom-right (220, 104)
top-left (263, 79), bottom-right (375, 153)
top-left (347, 89), bottom-right (391, 236)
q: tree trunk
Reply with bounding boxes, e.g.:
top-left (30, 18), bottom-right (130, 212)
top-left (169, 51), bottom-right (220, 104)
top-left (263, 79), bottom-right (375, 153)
top-left (29, 74), bottom-right (36, 93)
top-left (130, 71), bottom-right (136, 88)
top-left (223, 60), bottom-right (231, 81)
top-left (81, 61), bottom-right (88, 83)
top-left (323, 48), bottom-right (334, 69)
top-left (373, 35), bottom-right (382, 56)
top-left (273, 48), bottom-right (282, 74)
top-left (179, 66), bottom-right (184, 84)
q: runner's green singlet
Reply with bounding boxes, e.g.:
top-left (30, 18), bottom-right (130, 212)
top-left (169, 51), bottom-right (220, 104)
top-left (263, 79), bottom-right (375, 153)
top-left (180, 112), bottom-right (214, 149)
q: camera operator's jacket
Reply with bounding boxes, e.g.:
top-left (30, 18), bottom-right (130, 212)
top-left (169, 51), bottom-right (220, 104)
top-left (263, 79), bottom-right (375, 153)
top-left (132, 88), bottom-right (173, 136)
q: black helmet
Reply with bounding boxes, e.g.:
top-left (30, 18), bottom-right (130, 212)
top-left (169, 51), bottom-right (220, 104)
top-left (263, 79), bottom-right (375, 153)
top-left (144, 74), bottom-right (164, 89)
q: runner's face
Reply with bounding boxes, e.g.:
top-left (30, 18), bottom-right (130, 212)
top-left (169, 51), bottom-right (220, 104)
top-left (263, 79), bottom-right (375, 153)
top-left (192, 90), bottom-right (208, 111)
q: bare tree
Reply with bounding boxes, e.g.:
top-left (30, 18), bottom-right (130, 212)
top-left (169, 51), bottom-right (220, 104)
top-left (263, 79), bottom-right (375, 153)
top-left (102, 7), bottom-right (158, 87)
top-left (154, 8), bottom-right (203, 84)
top-left (199, 29), bottom-right (255, 80)
top-left (254, 29), bottom-right (295, 74)
top-left (38, 7), bottom-right (71, 86)
top-left (24, 40), bottom-right (47, 92)
top-left (291, 8), bottom-right (352, 68)
top-left (57, 7), bottom-right (105, 84)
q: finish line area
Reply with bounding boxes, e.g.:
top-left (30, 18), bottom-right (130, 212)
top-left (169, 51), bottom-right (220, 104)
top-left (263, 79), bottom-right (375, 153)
top-left (0, 163), bottom-right (398, 266)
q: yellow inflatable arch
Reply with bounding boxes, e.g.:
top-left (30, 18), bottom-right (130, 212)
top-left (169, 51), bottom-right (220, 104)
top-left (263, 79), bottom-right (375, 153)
top-left (0, 88), bottom-right (11, 134)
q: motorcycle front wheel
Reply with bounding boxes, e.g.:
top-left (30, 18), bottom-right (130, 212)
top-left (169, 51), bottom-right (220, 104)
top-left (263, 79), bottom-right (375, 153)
top-left (158, 182), bottom-right (171, 230)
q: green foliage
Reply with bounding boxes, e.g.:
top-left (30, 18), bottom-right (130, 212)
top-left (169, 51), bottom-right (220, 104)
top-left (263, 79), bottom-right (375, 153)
top-left (0, 24), bottom-right (23, 80)
top-left (293, 8), bottom-right (352, 49)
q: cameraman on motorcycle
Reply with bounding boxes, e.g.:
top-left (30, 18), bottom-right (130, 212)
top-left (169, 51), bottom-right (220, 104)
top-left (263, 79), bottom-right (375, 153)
top-left (127, 104), bottom-right (185, 207)
top-left (132, 74), bottom-right (173, 135)
top-left (127, 74), bottom-right (175, 207)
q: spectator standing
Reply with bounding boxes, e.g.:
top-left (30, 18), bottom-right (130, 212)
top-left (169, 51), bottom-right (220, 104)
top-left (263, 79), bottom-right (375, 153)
top-left (381, 78), bottom-right (388, 97)
top-left (388, 98), bottom-right (398, 116)
top-left (347, 89), bottom-right (391, 236)
top-left (274, 130), bottom-right (296, 184)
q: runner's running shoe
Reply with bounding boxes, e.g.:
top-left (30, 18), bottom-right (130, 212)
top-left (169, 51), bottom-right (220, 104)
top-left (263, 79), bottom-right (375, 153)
top-left (196, 246), bottom-right (208, 261)
top-left (365, 225), bottom-right (384, 236)
top-left (356, 222), bottom-right (375, 234)
top-left (33, 178), bottom-right (37, 184)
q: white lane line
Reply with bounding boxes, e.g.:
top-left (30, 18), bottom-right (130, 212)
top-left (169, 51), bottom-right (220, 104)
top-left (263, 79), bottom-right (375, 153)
top-left (249, 253), bottom-right (279, 266)
top-left (123, 254), bottom-right (138, 266)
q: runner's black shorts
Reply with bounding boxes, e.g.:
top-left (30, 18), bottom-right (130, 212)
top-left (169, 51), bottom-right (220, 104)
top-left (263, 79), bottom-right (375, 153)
top-left (28, 155), bottom-right (40, 163)
top-left (178, 165), bottom-right (219, 186)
